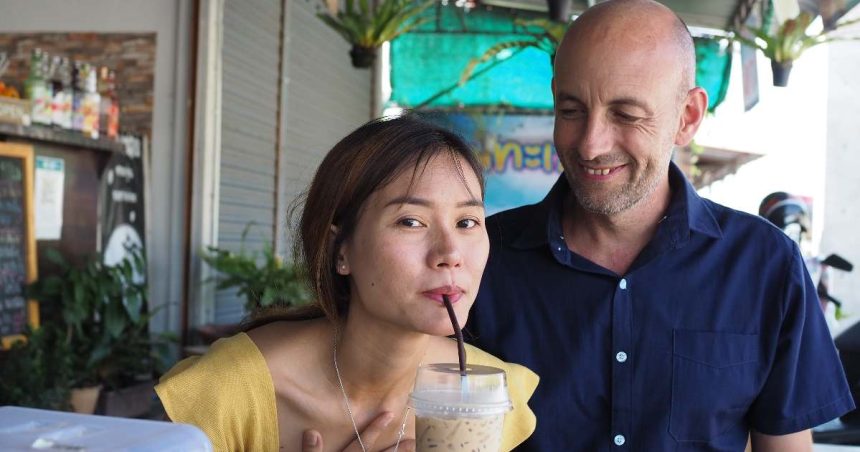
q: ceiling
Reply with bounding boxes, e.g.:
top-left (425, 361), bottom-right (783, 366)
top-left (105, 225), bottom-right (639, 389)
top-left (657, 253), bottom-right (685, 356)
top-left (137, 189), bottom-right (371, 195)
top-left (478, 0), bottom-right (860, 31)
top-left (478, 0), bottom-right (744, 30)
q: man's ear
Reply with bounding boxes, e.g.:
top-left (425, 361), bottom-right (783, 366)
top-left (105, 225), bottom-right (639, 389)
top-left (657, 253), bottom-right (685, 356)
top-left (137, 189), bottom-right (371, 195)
top-left (674, 87), bottom-right (708, 147)
top-left (330, 225), bottom-right (349, 275)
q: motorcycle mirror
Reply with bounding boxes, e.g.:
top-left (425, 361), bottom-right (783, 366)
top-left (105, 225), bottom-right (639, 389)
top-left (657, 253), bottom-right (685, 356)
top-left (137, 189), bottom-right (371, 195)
top-left (821, 254), bottom-right (854, 272)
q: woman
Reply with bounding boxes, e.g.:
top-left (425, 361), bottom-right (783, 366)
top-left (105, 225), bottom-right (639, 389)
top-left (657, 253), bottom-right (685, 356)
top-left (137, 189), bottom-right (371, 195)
top-left (155, 116), bottom-right (538, 451)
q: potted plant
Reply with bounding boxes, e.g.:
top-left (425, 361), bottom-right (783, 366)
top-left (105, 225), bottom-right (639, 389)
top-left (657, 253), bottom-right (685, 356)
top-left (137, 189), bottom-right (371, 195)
top-left (317, 0), bottom-right (434, 68)
top-left (0, 324), bottom-right (74, 411)
top-left (735, 11), bottom-right (860, 86)
top-left (546, 0), bottom-right (571, 23)
top-left (198, 225), bottom-right (312, 343)
top-left (26, 248), bottom-right (173, 416)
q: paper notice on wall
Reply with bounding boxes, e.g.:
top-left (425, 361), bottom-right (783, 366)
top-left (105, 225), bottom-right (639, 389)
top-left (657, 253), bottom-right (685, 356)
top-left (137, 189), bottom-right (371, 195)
top-left (34, 156), bottom-right (65, 240)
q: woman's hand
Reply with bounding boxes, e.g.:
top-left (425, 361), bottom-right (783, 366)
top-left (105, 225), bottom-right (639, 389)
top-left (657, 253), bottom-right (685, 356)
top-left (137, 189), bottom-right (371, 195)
top-left (301, 412), bottom-right (415, 452)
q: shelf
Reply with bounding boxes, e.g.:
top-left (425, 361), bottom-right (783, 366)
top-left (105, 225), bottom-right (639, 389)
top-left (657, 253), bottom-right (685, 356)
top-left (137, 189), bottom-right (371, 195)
top-left (0, 122), bottom-right (124, 154)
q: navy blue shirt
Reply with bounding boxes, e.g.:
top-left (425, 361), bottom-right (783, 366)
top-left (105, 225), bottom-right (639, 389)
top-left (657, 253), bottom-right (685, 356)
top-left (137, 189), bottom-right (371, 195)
top-left (468, 163), bottom-right (854, 451)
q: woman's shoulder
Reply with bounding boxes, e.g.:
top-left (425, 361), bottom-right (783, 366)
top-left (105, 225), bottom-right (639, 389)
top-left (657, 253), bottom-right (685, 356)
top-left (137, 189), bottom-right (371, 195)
top-left (159, 332), bottom-right (268, 387)
top-left (155, 332), bottom-right (278, 451)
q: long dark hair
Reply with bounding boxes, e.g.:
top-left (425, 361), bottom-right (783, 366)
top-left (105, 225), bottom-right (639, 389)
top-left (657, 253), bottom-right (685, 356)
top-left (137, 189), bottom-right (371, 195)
top-left (243, 115), bottom-right (484, 330)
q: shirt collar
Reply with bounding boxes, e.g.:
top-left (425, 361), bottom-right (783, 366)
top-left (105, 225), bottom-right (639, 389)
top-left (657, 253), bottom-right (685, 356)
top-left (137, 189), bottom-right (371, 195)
top-left (510, 161), bottom-right (722, 250)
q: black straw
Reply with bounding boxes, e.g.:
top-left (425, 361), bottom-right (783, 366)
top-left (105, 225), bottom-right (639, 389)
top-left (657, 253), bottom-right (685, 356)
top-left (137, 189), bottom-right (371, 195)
top-left (443, 294), bottom-right (467, 377)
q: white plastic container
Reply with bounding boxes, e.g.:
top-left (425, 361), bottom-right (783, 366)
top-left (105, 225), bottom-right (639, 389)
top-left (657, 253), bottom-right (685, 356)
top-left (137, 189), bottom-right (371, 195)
top-left (0, 406), bottom-right (212, 452)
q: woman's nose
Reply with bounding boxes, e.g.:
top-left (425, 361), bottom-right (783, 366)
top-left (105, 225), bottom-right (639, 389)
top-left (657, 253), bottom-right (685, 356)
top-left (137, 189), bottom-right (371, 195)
top-left (428, 228), bottom-right (463, 269)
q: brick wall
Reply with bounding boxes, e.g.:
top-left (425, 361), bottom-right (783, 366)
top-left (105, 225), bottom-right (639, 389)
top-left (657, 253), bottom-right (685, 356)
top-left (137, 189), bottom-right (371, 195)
top-left (0, 33), bottom-right (156, 137)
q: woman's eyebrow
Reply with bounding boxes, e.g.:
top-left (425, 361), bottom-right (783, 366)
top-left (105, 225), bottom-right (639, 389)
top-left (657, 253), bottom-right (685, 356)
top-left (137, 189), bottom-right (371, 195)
top-left (384, 196), bottom-right (484, 209)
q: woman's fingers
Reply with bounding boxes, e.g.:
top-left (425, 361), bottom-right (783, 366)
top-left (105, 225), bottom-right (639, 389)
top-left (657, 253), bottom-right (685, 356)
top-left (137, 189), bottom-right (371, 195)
top-left (382, 438), bottom-right (416, 452)
top-left (302, 430), bottom-right (324, 452)
top-left (302, 412), bottom-right (403, 452)
top-left (346, 411), bottom-right (394, 451)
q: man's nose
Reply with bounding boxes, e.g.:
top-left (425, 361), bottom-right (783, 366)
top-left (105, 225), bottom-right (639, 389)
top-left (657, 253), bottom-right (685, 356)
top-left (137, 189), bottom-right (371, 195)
top-left (428, 228), bottom-right (463, 269)
top-left (578, 115), bottom-right (614, 161)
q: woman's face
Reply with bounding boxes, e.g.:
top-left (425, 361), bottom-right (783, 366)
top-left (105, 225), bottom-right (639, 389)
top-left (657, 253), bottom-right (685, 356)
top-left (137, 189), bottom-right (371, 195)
top-left (338, 152), bottom-right (488, 336)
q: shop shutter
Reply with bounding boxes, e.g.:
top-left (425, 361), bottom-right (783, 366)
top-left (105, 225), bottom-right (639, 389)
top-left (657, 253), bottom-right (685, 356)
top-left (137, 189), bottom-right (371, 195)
top-left (215, 0), bottom-right (282, 324)
top-left (277, 0), bottom-right (373, 242)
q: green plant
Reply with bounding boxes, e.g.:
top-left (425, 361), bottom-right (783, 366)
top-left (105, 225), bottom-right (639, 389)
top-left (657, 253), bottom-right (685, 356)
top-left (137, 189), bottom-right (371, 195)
top-left (317, 0), bottom-right (434, 67)
top-left (201, 227), bottom-right (312, 313)
top-left (734, 11), bottom-right (860, 63)
top-left (0, 325), bottom-right (74, 410)
top-left (459, 18), bottom-right (568, 86)
top-left (26, 248), bottom-right (173, 390)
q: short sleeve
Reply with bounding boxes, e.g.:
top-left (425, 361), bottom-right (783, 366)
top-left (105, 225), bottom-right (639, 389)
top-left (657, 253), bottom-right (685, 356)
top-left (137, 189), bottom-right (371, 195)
top-left (464, 343), bottom-right (539, 450)
top-left (748, 247), bottom-right (855, 434)
top-left (155, 333), bottom-right (279, 452)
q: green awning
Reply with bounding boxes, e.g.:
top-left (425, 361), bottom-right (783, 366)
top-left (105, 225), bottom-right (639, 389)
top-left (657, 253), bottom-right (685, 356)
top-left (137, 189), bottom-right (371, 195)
top-left (390, 4), bottom-right (733, 112)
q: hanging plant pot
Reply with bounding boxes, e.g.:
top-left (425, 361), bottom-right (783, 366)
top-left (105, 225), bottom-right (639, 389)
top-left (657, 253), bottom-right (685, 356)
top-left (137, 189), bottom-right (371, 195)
top-left (771, 60), bottom-right (793, 87)
top-left (349, 45), bottom-right (377, 69)
top-left (546, 0), bottom-right (572, 22)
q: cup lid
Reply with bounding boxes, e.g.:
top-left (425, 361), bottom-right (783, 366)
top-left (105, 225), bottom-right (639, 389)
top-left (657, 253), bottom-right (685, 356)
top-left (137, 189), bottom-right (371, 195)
top-left (409, 363), bottom-right (512, 417)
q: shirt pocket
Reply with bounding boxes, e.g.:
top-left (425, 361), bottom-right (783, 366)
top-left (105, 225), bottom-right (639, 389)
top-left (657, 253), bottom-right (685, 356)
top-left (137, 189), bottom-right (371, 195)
top-left (669, 329), bottom-right (759, 443)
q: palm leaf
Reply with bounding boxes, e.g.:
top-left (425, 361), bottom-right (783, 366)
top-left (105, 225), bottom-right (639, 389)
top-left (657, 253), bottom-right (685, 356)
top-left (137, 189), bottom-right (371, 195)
top-left (460, 40), bottom-right (540, 85)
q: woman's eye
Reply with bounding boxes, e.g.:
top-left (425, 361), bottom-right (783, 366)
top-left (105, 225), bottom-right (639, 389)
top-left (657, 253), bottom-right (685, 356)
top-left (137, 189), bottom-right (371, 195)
top-left (398, 218), bottom-right (424, 228)
top-left (457, 218), bottom-right (480, 229)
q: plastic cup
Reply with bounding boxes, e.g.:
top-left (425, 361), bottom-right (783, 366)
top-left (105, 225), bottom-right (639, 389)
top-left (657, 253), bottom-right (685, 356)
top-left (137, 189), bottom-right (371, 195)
top-left (409, 363), bottom-right (512, 452)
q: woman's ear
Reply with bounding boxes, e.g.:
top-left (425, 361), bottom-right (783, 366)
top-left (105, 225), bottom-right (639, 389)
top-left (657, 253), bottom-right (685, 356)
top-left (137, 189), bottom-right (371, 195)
top-left (331, 225), bottom-right (350, 275)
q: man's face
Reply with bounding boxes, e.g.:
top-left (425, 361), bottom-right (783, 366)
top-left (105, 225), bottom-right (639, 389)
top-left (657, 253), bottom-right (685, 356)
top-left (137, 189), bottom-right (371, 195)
top-left (552, 30), bottom-right (685, 216)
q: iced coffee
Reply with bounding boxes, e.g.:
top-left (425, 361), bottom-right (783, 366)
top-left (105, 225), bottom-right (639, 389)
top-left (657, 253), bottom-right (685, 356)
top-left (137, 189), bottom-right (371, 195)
top-left (410, 364), bottom-right (512, 452)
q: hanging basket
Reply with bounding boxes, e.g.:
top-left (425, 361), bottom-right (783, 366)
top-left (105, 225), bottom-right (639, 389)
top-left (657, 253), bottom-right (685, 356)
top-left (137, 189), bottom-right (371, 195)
top-left (771, 60), bottom-right (793, 87)
top-left (546, 0), bottom-right (572, 22)
top-left (349, 45), bottom-right (377, 69)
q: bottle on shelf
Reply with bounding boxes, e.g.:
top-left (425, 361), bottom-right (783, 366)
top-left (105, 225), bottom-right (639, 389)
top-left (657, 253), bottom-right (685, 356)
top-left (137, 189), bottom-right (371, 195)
top-left (72, 61), bottom-right (86, 131)
top-left (51, 56), bottom-right (73, 129)
top-left (82, 64), bottom-right (100, 139)
top-left (98, 67), bottom-right (119, 139)
top-left (25, 48), bottom-right (52, 125)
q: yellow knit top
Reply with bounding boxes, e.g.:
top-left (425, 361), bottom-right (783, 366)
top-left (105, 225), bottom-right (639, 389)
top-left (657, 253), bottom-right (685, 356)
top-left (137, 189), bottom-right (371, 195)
top-left (156, 333), bottom-right (538, 452)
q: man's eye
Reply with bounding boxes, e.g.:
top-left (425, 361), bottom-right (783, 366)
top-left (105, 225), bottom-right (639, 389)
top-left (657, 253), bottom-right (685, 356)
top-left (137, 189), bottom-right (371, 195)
top-left (457, 218), bottom-right (480, 229)
top-left (558, 108), bottom-right (585, 119)
top-left (614, 111), bottom-right (639, 122)
top-left (398, 218), bottom-right (423, 228)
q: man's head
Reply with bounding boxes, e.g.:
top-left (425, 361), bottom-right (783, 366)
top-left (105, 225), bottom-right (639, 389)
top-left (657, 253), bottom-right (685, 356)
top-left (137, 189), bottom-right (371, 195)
top-left (552, 0), bottom-right (707, 216)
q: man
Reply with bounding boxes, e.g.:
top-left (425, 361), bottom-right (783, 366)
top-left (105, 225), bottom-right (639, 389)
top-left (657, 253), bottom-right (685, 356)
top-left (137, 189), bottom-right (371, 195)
top-left (466, 0), bottom-right (855, 450)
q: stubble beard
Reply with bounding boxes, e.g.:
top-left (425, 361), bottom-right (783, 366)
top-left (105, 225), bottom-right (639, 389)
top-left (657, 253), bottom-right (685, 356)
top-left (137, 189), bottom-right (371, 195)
top-left (568, 160), bottom-right (663, 216)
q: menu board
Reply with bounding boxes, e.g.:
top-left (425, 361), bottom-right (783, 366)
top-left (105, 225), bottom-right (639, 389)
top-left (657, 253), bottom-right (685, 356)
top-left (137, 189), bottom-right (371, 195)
top-left (0, 143), bottom-right (38, 348)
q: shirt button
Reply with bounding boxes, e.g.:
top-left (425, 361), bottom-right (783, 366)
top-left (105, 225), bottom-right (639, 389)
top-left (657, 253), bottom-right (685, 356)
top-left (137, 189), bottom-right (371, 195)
top-left (616, 351), bottom-right (628, 363)
top-left (614, 434), bottom-right (626, 446)
top-left (619, 278), bottom-right (628, 290)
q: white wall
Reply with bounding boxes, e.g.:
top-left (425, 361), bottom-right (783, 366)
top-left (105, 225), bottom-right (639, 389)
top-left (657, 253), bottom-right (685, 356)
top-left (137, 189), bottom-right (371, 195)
top-left (0, 0), bottom-right (193, 336)
top-left (821, 7), bottom-right (860, 336)
top-left (696, 42), bottom-right (829, 251)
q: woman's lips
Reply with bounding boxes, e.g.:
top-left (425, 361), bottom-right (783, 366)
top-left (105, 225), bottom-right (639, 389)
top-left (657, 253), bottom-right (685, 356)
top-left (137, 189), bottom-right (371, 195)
top-left (422, 286), bottom-right (464, 304)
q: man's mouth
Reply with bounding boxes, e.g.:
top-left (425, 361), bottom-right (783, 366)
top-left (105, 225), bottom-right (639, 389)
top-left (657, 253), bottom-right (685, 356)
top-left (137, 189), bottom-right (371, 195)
top-left (581, 164), bottom-right (626, 176)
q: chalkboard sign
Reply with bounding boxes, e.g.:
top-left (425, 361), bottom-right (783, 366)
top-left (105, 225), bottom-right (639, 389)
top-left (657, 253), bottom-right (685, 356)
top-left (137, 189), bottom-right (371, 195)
top-left (0, 143), bottom-right (38, 349)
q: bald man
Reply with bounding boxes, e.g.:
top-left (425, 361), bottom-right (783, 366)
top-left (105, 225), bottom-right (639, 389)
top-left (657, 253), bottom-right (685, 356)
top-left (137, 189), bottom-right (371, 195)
top-left (467, 0), bottom-right (854, 450)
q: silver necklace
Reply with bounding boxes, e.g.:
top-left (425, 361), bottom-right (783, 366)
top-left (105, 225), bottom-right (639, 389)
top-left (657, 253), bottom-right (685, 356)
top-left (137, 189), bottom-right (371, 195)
top-left (333, 338), bottom-right (410, 452)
